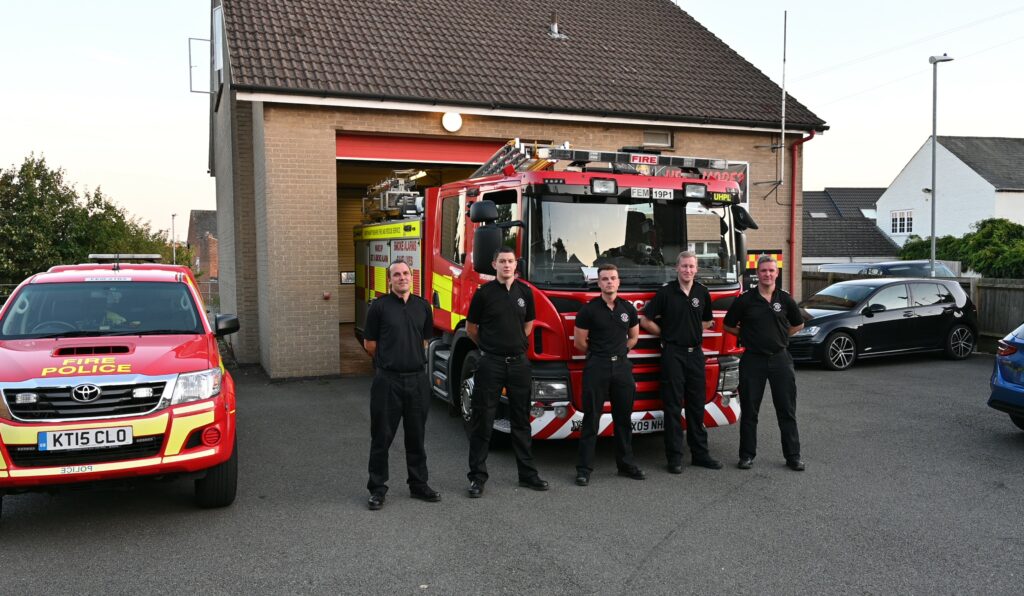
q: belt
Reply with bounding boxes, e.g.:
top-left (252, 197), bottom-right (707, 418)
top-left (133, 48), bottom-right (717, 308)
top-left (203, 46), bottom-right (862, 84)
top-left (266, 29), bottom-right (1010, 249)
top-left (588, 354), bottom-right (628, 361)
top-left (666, 344), bottom-right (701, 353)
top-left (482, 352), bottom-right (523, 363)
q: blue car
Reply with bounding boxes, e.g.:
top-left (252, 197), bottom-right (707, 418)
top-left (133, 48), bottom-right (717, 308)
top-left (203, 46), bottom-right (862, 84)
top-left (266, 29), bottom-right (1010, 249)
top-left (989, 322), bottom-right (1024, 431)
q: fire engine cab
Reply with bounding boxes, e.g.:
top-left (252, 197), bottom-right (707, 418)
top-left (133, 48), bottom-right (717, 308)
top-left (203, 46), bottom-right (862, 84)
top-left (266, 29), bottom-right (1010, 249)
top-left (355, 140), bottom-right (759, 440)
top-left (0, 255), bottom-right (240, 517)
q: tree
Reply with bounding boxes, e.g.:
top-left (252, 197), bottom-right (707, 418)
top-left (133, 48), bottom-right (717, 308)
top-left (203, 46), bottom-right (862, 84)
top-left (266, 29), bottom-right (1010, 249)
top-left (899, 218), bottom-right (1024, 278)
top-left (0, 155), bottom-right (192, 283)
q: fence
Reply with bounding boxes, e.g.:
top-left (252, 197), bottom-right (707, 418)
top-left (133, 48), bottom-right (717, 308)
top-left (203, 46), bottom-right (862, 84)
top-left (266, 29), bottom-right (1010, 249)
top-left (802, 272), bottom-right (1024, 337)
top-left (197, 280), bottom-right (220, 312)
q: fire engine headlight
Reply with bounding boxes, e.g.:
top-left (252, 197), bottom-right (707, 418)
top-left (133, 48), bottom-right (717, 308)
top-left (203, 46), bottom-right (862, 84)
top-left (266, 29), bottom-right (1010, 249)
top-left (684, 184), bottom-right (707, 199)
top-left (170, 367), bottom-right (222, 405)
top-left (532, 379), bottom-right (568, 401)
top-left (794, 326), bottom-right (820, 337)
top-left (590, 179), bottom-right (618, 195)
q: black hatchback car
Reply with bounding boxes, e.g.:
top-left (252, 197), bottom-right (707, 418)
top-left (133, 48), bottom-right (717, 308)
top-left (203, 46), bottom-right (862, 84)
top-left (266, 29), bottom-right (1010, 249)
top-left (789, 278), bottom-right (978, 370)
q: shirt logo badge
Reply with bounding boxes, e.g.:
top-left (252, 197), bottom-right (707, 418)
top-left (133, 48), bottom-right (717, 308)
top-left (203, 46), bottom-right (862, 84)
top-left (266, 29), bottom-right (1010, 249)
top-left (691, 298), bottom-right (700, 308)
top-left (620, 313), bottom-right (629, 323)
top-left (772, 302), bottom-right (782, 312)
top-left (517, 297), bottom-right (526, 308)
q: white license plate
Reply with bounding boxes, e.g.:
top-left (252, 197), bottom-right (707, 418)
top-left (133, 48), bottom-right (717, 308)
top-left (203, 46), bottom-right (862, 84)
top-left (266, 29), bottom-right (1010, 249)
top-left (630, 187), bottom-right (651, 199)
top-left (631, 418), bottom-right (665, 433)
top-left (652, 189), bottom-right (674, 200)
top-left (38, 427), bottom-right (133, 452)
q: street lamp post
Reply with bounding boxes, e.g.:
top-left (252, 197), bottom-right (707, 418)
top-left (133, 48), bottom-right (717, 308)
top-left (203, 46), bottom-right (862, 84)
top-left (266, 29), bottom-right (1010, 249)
top-left (172, 213), bottom-right (178, 264)
top-left (928, 53), bottom-right (953, 278)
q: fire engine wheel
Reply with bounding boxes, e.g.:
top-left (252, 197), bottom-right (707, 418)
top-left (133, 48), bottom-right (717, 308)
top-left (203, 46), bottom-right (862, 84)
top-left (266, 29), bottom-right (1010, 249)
top-left (195, 437), bottom-right (238, 509)
top-left (944, 324), bottom-right (975, 360)
top-left (459, 351), bottom-right (480, 437)
top-left (823, 332), bottom-right (856, 371)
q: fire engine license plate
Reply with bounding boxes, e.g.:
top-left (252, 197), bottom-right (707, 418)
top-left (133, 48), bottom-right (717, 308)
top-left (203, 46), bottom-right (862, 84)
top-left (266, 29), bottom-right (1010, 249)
top-left (632, 418), bottom-right (664, 433)
top-left (38, 427), bottom-right (133, 452)
top-left (652, 189), bottom-right (674, 200)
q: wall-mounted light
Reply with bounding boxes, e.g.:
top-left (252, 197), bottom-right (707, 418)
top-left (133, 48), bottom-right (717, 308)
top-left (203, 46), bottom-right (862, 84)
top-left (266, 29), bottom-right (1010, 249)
top-left (441, 112), bottom-right (462, 132)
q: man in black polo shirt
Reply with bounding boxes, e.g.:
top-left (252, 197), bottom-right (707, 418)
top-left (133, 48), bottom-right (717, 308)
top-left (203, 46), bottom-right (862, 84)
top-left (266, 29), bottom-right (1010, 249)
top-left (723, 255), bottom-right (806, 471)
top-left (574, 264), bottom-right (644, 486)
top-left (641, 251), bottom-right (722, 474)
top-left (465, 246), bottom-right (548, 497)
top-left (363, 259), bottom-right (439, 510)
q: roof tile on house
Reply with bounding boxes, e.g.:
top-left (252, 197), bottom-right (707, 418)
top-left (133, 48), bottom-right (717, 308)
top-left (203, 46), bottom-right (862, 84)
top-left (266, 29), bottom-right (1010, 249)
top-left (803, 188), bottom-right (897, 258)
top-left (221, 0), bottom-right (826, 131)
top-left (938, 136), bottom-right (1024, 191)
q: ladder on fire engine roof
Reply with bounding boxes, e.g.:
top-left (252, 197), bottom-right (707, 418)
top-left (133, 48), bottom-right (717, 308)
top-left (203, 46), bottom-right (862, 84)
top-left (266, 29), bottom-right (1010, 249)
top-left (470, 138), bottom-right (731, 178)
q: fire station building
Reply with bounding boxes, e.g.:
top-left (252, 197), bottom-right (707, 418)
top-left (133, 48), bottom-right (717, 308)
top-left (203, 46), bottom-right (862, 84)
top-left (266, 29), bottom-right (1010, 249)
top-left (209, 0), bottom-right (827, 379)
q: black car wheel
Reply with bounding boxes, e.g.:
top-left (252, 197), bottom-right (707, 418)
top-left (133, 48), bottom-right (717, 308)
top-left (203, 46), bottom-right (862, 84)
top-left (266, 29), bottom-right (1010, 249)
top-left (944, 324), bottom-right (975, 360)
top-left (823, 332), bottom-right (856, 371)
top-left (1010, 415), bottom-right (1024, 432)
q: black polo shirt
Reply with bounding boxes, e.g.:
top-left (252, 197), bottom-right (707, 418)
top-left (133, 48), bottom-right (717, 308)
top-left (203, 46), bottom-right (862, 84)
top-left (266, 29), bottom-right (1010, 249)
top-left (575, 296), bottom-right (638, 358)
top-left (467, 279), bottom-right (535, 356)
top-left (723, 286), bottom-right (803, 355)
top-left (642, 281), bottom-right (713, 347)
top-left (364, 292), bottom-right (433, 372)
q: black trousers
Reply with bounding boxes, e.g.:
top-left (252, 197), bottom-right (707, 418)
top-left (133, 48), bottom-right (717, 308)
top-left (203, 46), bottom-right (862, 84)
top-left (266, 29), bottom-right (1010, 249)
top-left (738, 351), bottom-right (800, 460)
top-left (467, 354), bottom-right (539, 484)
top-left (660, 345), bottom-right (711, 465)
top-left (576, 356), bottom-right (637, 474)
top-left (367, 369), bottom-right (430, 496)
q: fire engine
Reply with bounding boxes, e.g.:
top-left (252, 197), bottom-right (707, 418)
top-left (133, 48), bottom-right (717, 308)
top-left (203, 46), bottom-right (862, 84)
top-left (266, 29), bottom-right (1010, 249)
top-left (355, 140), bottom-right (759, 440)
top-left (0, 255), bottom-right (239, 517)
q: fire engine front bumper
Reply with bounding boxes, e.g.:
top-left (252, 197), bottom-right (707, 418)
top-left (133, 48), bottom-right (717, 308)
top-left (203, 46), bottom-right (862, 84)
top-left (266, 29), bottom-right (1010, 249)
top-left (0, 398), bottom-right (235, 492)
top-left (528, 394), bottom-right (741, 440)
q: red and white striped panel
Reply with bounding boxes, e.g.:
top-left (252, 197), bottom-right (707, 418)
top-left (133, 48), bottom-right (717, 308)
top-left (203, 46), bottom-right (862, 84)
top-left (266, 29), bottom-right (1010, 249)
top-left (530, 397), bottom-right (741, 440)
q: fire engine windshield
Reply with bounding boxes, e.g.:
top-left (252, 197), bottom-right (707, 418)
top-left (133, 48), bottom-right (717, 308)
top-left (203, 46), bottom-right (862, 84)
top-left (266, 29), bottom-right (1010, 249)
top-left (0, 282), bottom-right (204, 339)
top-left (527, 194), bottom-right (739, 290)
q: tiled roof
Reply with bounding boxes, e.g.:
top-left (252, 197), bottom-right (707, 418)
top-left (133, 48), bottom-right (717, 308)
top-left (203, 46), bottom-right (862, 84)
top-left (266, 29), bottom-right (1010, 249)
top-left (803, 187), bottom-right (896, 258)
top-left (221, 0), bottom-right (826, 131)
top-left (938, 136), bottom-right (1024, 191)
top-left (803, 219), bottom-right (900, 258)
top-left (804, 188), bottom-right (885, 219)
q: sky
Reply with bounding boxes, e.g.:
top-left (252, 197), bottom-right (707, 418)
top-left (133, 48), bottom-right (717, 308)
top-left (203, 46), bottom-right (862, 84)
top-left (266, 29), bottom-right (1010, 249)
top-left (2, 1), bottom-right (1023, 237)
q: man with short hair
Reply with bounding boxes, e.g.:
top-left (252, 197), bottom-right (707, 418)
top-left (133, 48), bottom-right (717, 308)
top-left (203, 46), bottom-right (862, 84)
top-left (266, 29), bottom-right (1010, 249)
top-left (465, 246), bottom-right (548, 497)
top-left (573, 263), bottom-right (644, 486)
top-left (723, 255), bottom-right (806, 471)
top-left (641, 251), bottom-right (722, 474)
top-left (363, 259), bottom-right (439, 510)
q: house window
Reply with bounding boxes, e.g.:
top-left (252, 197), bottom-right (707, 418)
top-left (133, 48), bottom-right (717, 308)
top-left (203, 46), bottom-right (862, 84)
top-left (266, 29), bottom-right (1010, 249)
top-left (642, 130), bottom-right (673, 148)
top-left (891, 210), bottom-right (913, 234)
top-left (809, 212), bottom-right (828, 219)
top-left (860, 208), bottom-right (877, 219)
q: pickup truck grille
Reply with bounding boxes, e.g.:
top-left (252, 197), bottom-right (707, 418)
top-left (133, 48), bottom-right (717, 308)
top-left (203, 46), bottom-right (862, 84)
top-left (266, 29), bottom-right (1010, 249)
top-left (3, 381), bottom-right (166, 420)
top-left (7, 434), bottom-right (165, 467)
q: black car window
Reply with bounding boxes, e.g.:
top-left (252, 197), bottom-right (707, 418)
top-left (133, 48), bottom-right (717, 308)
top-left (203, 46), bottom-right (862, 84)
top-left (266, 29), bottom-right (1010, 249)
top-left (910, 282), bottom-right (953, 306)
top-left (868, 284), bottom-right (909, 311)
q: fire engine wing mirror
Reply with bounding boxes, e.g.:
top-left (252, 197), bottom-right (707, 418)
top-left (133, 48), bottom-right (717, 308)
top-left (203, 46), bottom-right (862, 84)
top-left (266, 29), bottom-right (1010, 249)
top-left (469, 200), bottom-right (498, 223)
top-left (731, 204), bottom-right (758, 231)
top-left (215, 314), bottom-right (240, 337)
top-left (473, 225), bottom-right (502, 275)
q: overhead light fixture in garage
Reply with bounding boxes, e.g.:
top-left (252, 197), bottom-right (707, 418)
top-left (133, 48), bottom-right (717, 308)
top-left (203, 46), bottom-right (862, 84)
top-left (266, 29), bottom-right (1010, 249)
top-left (441, 112), bottom-right (462, 132)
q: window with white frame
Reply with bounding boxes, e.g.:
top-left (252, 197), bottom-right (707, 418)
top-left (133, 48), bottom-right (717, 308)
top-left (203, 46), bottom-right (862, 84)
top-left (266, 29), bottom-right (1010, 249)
top-left (891, 210), bottom-right (913, 234)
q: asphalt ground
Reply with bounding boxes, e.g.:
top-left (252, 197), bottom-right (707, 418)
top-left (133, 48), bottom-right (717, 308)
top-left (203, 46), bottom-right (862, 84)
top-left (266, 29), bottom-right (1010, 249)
top-left (4, 353), bottom-right (1022, 595)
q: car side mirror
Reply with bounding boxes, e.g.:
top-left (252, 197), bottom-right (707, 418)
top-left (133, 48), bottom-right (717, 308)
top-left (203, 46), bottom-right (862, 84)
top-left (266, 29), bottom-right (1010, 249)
top-left (215, 314), bottom-right (240, 336)
top-left (862, 303), bottom-right (885, 316)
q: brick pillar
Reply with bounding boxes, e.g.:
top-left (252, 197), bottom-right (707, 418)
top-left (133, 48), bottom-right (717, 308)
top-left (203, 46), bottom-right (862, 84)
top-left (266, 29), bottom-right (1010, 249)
top-left (252, 103), bottom-right (340, 378)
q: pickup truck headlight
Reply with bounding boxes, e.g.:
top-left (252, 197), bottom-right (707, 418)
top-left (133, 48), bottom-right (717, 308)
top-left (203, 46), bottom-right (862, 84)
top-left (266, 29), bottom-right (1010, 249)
top-left (794, 326), bottom-right (820, 338)
top-left (170, 367), bottom-right (222, 405)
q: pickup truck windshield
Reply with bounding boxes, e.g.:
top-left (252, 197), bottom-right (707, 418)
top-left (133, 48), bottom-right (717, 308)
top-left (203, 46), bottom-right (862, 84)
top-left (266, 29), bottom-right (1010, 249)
top-left (527, 193), bottom-right (739, 290)
top-left (0, 282), bottom-right (203, 339)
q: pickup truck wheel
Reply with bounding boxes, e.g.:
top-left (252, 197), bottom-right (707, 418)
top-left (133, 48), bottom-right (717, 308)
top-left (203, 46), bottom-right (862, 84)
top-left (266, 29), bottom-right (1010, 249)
top-left (1010, 414), bottom-right (1024, 432)
top-left (944, 324), bottom-right (975, 360)
top-left (195, 437), bottom-right (238, 508)
top-left (823, 332), bottom-right (856, 371)
top-left (459, 351), bottom-right (480, 439)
